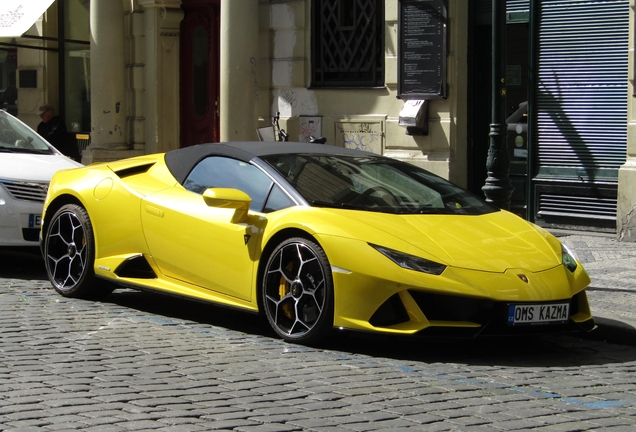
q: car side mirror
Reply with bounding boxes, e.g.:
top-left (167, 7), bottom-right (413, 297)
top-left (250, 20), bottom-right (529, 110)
top-left (202, 188), bottom-right (252, 223)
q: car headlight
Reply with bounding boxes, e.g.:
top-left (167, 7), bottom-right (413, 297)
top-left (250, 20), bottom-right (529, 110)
top-left (562, 244), bottom-right (578, 273)
top-left (370, 244), bottom-right (446, 275)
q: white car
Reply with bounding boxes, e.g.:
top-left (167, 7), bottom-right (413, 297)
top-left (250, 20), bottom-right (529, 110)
top-left (0, 110), bottom-right (82, 247)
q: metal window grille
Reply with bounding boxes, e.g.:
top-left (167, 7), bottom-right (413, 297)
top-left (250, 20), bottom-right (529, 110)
top-left (311, 0), bottom-right (384, 88)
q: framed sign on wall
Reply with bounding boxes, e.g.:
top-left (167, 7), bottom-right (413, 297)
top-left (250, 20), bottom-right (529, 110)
top-left (398, 0), bottom-right (448, 100)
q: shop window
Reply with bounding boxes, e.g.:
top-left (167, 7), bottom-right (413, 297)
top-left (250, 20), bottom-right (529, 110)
top-left (311, 0), bottom-right (385, 88)
top-left (64, 0), bottom-right (91, 134)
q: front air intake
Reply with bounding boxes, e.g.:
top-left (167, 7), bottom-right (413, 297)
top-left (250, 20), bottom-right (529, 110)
top-left (369, 294), bottom-right (410, 327)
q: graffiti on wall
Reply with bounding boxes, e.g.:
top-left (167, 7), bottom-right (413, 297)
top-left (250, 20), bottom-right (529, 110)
top-left (336, 122), bottom-right (382, 154)
top-left (274, 88), bottom-right (318, 117)
top-left (298, 117), bottom-right (322, 142)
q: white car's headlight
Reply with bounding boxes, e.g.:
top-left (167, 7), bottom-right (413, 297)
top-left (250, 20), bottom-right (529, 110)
top-left (370, 244), bottom-right (446, 275)
top-left (562, 244), bottom-right (578, 273)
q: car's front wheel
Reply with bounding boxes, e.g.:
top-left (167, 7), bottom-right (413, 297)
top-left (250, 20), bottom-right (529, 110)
top-left (262, 237), bottom-right (334, 344)
top-left (44, 203), bottom-right (113, 299)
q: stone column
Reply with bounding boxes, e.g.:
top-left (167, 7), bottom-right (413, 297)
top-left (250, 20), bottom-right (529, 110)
top-left (139, 0), bottom-right (184, 154)
top-left (617, 3), bottom-right (636, 241)
top-left (85, 0), bottom-right (127, 162)
top-left (220, 0), bottom-right (259, 141)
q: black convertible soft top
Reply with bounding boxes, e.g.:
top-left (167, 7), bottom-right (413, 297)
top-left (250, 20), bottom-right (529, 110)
top-left (164, 141), bottom-right (376, 185)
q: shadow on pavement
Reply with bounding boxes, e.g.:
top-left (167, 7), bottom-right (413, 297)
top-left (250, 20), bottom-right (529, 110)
top-left (0, 247), bottom-right (48, 280)
top-left (102, 287), bottom-right (636, 368)
top-left (104, 289), bottom-right (275, 338)
top-left (581, 316), bottom-right (636, 347)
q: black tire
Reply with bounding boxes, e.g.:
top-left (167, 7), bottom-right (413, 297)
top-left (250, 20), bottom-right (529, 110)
top-left (262, 237), bottom-right (334, 344)
top-left (43, 204), bottom-right (113, 299)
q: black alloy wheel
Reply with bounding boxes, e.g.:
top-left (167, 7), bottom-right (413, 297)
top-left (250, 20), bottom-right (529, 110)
top-left (44, 204), bottom-right (113, 299)
top-left (262, 237), bottom-right (334, 344)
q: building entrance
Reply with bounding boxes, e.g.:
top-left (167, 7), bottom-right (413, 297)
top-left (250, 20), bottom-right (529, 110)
top-left (469, 1), bottom-right (628, 233)
top-left (469, 17), bottom-right (529, 219)
top-left (180, 0), bottom-right (220, 147)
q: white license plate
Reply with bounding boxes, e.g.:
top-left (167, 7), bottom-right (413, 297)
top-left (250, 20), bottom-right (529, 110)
top-left (507, 303), bottom-right (570, 325)
top-left (28, 214), bottom-right (42, 228)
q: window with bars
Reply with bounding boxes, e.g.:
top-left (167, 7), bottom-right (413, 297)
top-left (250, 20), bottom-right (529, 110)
top-left (311, 0), bottom-right (385, 88)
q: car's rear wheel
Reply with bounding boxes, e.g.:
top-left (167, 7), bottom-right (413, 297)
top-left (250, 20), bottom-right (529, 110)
top-left (262, 237), bottom-right (334, 344)
top-left (44, 203), bottom-right (113, 299)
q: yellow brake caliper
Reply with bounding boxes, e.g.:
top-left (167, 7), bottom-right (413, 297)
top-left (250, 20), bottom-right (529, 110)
top-left (279, 262), bottom-right (294, 319)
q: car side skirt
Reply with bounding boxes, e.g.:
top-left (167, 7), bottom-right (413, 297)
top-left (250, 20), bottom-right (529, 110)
top-left (94, 254), bottom-right (259, 312)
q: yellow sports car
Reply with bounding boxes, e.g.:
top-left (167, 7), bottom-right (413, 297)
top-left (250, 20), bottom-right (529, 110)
top-left (40, 142), bottom-right (594, 344)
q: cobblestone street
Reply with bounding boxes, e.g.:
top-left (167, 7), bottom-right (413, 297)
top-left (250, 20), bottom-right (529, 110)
top-left (2, 246), bottom-right (636, 431)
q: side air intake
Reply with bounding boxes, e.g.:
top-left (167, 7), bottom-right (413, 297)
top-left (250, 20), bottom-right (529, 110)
top-left (114, 255), bottom-right (157, 279)
top-left (114, 163), bottom-right (155, 178)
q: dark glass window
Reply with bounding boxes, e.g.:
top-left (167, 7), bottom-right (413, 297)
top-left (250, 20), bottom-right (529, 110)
top-left (263, 184), bottom-right (295, 213)
top-left (262, 154), bottom-right (497, 215)
top-left (64, 0), bottom-right (91, 134)
top-left (311, 0), bottom-right (385, 88)
top-left (184, 157), bottom-right (273, 212)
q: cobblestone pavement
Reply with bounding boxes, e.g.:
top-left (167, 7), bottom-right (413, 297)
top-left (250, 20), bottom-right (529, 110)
top-left (2, 246), bottom-right (636, 432)
top-left (557, 233), bottom-right (636, 345)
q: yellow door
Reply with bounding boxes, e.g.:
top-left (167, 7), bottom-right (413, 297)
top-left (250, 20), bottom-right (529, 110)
top-left (141, 187), bottom-right (263, 302)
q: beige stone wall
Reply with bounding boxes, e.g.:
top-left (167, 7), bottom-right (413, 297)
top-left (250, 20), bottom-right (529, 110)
top-left (258, 0), bottom-right (468, 185)
top-left (617, 1), bottom-right (636, 241)
top-left (83, 0), bottom-right (181, 164)
top-left (220, 0), bottom-right (260, 142)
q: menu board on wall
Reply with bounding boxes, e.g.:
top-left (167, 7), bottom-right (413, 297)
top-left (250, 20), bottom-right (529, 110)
top-left (398, 0), bottom-right (447, 99)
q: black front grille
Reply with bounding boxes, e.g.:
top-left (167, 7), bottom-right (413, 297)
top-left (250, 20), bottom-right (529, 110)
top-left (1, 180), bottom-right (48, 203)
top-left (409, 291), bottom-right (584, 337)
top-left (409, 291), bottom-right (496, 324)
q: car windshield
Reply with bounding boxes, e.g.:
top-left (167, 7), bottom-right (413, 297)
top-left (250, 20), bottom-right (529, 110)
top-left (262, 154), bottom-right (497, 215)
top-left (0, 110), bottom-right (55, 154)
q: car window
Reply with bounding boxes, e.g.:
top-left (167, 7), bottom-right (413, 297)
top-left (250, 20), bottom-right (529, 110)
top-left (0, 111), bottom-right (54, 154)
top-left (184, 156), bottom-right (274, 212)
top-left (263, 184), bottom-right (295, 213)
top-left (262, 154), bottom-right (497, 215)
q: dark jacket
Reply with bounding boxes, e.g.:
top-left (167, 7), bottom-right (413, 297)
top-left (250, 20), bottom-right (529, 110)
top-left (37, 116), bottom-right (76, 159)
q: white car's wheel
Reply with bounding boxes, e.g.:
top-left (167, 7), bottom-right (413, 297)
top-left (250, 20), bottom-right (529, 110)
top-left (44, 204), bottom-right (113, 299)
top-left (262, 237), bottom-right (334, 344)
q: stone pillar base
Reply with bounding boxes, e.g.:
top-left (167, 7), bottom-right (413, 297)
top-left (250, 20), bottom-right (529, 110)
top-left (81, 148), bottom-right (145, 165)
top-left (618, 161), bottom-right (636, 241)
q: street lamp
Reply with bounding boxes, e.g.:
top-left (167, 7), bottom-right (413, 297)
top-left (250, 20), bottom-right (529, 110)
top-left (482, 0), bottom-right (514, 209)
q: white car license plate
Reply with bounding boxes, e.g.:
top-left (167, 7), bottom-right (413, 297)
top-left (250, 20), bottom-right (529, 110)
top-left (28, 214), bottom-right (42, 228)
top-left (507, 303), bottom-right (569, 325)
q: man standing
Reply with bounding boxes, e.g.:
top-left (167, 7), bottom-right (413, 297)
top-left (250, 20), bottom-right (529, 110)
top-left (37, 104), bottom-right (76, 159)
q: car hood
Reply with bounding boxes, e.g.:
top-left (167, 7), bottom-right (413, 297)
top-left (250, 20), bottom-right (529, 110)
top-left (0, 153), bottom-right (82, 182)
top-left (331, 209), bottom-right (561, 273)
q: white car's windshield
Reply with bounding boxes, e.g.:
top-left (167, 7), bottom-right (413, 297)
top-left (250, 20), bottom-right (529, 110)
top-left (263, 154), bottom-right (498, 215)
top-left (0, 110), bottom-right (55, 154)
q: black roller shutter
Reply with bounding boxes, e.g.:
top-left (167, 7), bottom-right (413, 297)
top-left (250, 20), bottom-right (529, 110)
top-left (533, 0), bottom-right (628, 228)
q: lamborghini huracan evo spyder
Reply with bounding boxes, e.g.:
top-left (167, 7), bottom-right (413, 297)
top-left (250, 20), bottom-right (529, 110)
top-left (40, 142), bottom-right (595, 344)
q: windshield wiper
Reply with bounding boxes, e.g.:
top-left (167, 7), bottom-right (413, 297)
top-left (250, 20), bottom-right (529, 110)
top-left (310, 200), bottom-right (360, 210)
top-left (311, 200), bottom-right (405, 214)
top-left (0, 147), bottom-right (50, 154)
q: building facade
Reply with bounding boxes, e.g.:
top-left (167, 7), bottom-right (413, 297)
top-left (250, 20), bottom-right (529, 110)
top-left (1, 0), bottom-right (635, 240)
